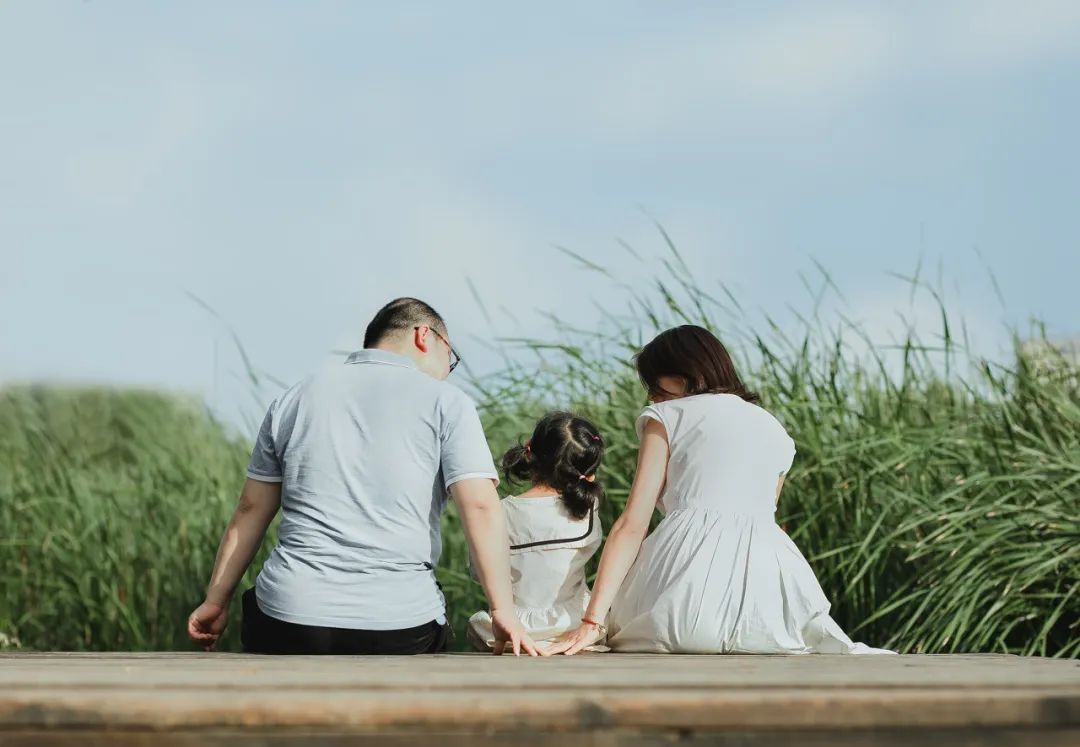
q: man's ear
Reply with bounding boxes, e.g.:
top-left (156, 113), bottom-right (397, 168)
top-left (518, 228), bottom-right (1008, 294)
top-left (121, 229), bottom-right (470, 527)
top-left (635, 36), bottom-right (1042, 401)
top-left (414, 325), bottom-right (431, 353)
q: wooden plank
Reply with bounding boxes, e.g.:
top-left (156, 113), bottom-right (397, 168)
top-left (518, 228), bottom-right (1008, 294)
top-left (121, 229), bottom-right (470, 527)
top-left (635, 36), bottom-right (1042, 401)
top-left (1, 653), bottom-right (1078, 746)
top-left (2, 729), bottom-right (1080, 747)
top-left (5, 653), bottom-right (1078, 690)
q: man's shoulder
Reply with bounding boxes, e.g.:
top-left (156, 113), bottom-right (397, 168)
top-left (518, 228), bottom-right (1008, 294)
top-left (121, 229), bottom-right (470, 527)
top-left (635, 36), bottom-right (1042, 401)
top-left (431, 379), bottom-right (481, 414)
top-left (312, 362), bottom-right (478, 408)
top-left (272, 374), bottom-right (316, 407)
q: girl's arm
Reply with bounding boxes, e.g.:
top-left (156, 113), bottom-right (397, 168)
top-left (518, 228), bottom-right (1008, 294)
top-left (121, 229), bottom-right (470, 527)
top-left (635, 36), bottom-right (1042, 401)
top-left (546, 418), bottom-right (669, 655)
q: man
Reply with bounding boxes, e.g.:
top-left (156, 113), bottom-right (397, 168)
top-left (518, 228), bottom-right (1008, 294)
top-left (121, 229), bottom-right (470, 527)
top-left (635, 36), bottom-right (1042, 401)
top-left (187, 298), bottom-right (540, 656)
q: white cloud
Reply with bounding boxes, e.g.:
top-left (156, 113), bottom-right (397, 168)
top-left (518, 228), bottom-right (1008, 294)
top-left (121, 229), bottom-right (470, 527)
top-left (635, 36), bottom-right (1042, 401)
top-left (466, 6), bottom-right (900, 144)
top-left (936, 0), bottom-right (1080, 70)
top-left (434, 2), bottom-right (1080, 147)
top-left (717, 7), bottom-right (895, 103)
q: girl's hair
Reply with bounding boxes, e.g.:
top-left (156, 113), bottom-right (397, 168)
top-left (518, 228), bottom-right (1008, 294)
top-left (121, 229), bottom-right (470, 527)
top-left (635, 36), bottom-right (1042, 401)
top-left (501, 412), bottom-right (605, 520)
top-left (635, 325), bottom-right (760, 404)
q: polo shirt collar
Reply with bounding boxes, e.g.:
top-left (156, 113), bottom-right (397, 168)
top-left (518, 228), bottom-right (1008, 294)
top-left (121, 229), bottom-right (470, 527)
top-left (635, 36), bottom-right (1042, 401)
top-left (344, 349), bottom-right (418, 370)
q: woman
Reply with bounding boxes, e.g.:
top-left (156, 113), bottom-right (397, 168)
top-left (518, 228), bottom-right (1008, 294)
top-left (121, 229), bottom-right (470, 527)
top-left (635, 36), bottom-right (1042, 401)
top-left (548, 325), bottom-right (892, 655)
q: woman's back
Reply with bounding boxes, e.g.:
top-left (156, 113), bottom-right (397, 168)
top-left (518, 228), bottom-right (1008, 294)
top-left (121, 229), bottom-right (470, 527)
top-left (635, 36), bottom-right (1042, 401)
top-left (609, 392), bottom-right (891, 655)
top-left (639, 393), bottom-right (796, 515)
top-left (551, 324), bottom-right (891, 657)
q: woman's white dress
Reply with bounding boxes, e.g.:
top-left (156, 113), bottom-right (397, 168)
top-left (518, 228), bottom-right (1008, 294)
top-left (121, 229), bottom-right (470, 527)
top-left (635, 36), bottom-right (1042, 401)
top-left (607, 394), bottom-right (892, 654)
top-left (469, 495), bottom-right (607, 651)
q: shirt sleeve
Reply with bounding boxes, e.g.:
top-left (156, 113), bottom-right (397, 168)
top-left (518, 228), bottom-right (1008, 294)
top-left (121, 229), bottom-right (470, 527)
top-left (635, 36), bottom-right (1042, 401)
top-left (246, 403), bottom-right (283, 483)
top-left (635, 403), bottom-right (669, 441)
top-left (781, 433), bottom-right (797, 473)
top-left (439, 388), bottom-right (499, 491)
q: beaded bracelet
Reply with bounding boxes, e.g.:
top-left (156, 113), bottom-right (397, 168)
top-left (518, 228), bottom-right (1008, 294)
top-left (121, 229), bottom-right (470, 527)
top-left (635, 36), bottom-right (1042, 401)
top-left (581, 616), bottom-right (608, 638)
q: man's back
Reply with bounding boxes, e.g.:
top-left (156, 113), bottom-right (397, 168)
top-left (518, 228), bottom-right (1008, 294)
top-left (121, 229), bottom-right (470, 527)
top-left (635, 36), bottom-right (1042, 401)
top-left (246, 349), bottom-right (497, 630)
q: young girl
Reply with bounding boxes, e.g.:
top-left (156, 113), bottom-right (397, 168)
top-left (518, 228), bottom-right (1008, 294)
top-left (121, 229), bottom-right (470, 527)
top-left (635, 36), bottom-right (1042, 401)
top-left (468, 411), bottom-right (609, 653)
top-left (548, 325), bottom-right (893, 655)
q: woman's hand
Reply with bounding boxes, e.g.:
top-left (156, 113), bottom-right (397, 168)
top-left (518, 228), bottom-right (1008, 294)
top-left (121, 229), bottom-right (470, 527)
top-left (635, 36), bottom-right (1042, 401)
top-left (187, 600), bottom-right (229, 651)
top-left (545, 621), bottom-right (603, 656)
top-left (490, 609), bottom-right (544, 656)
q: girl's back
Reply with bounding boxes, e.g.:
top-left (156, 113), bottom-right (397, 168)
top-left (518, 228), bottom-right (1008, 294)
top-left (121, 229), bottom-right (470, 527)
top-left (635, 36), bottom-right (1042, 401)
top-left (468, 494), bottom-right (601, 650)
top-left (468, 410), bottom-right (608, 652)
top-left (502, 495), bottom-right (600, 609)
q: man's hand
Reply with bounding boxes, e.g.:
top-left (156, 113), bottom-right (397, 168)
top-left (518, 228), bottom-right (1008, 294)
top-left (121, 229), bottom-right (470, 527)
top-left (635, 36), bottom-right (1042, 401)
top-left (189, 478), bottom-right (281, 652)
top-left (490, 609), bottom-right (543, 657)
top-left (187, 600), bottom-right (230, 651)
top-left (451, 478), bottom-right (547, 657)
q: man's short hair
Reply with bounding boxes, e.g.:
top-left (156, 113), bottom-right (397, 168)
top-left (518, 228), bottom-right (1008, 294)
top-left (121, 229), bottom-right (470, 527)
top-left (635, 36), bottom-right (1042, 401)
top-left (364, 298), bottom-right (447, 348)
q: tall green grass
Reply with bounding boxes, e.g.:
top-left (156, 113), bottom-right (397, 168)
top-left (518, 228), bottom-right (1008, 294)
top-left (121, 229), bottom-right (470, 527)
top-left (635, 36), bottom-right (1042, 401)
top-left (2, 249), bottom-right (1077, 655)
top-left (445, 248), bottom-right (1079, 656)
top-left (0, 386), bottom-right (270, 651)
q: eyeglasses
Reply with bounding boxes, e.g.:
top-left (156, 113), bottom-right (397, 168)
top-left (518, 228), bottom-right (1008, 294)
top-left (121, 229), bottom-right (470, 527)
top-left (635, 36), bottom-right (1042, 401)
top-left (415, 325), bottom-right (462, 373)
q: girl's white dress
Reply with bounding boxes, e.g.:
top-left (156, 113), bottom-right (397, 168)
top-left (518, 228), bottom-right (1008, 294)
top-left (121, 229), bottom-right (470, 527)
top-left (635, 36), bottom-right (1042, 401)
top-left (608, 394), bottom-right (892, 655)
top-left (468, 495), bottom-right (607, 651)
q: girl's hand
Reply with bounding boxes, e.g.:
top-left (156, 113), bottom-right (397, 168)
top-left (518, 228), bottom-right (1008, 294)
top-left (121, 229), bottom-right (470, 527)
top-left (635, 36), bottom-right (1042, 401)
top-left (490, 609), bottom-right (544, 656)
top-left (187, 600), bottom-right (229, 651)
top-left (545, 621), bottom-right (603, 656)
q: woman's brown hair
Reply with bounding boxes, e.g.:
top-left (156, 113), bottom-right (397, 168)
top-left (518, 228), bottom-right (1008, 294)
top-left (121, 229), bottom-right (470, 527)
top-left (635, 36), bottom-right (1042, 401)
top-left (634, 325), bottom-right (760, 404)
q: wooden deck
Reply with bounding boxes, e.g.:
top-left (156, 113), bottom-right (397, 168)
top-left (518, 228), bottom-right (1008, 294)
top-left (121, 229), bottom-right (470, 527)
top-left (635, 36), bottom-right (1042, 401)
top-left (1, 652), bottom-right (1078, 746)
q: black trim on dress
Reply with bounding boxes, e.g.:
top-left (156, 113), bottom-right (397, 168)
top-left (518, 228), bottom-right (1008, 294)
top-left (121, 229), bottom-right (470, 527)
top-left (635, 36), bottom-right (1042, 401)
top-left (510, 509), bottom-right (595, 551)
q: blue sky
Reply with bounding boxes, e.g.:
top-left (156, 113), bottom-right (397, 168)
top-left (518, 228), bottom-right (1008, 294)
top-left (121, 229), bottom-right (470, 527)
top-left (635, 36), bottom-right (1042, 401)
top-left (2, 1), bottom-right (1078, 427)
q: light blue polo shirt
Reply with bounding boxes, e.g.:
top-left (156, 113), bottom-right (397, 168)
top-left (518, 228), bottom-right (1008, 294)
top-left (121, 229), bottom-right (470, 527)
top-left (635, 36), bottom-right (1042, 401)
top-left (246, 349), bottom-right (499, 630)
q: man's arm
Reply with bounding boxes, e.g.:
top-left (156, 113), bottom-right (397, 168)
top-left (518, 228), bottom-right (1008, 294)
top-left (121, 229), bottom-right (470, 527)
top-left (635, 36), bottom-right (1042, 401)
top-left (205, 478), bottom-right (281, 604)
top-left (450, 477), bottom-right (541, 656)
top-left (187, 478), bottom-right (281, 650)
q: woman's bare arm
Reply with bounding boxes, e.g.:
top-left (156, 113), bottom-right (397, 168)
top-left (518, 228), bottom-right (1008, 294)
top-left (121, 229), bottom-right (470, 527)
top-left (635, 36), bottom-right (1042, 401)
top-left (547, 418), bottom-right (669, 654)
